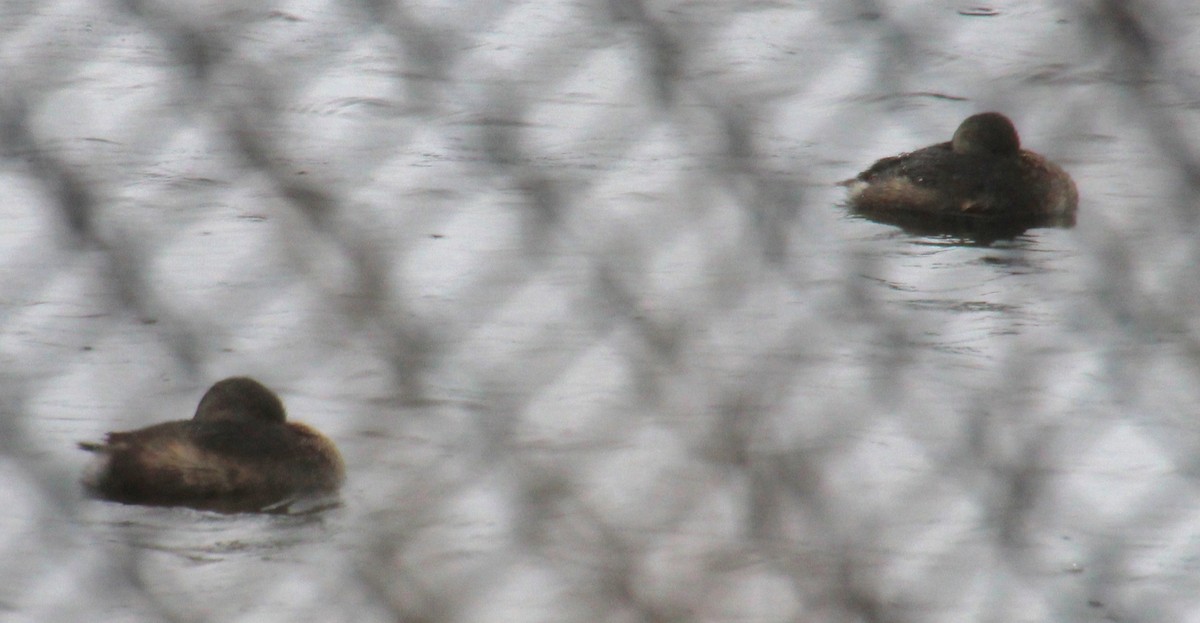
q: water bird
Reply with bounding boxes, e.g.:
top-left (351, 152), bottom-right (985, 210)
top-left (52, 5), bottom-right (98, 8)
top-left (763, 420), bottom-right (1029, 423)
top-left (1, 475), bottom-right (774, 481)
top-left (842, 112), bottom-right (1078, 241)
top-left (79, 376), bottom-right (344, 513)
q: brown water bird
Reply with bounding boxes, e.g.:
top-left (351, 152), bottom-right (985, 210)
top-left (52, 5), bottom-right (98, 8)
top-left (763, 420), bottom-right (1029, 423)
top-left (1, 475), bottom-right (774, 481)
top-left (842, 112), bottom-right (1078, 240)
top-left (79, 377), bottom-right (344, 513)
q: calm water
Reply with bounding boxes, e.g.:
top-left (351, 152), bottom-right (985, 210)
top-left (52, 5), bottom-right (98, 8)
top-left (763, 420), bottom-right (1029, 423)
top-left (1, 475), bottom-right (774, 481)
top-left (4, 0), bottom-right (1200, 621)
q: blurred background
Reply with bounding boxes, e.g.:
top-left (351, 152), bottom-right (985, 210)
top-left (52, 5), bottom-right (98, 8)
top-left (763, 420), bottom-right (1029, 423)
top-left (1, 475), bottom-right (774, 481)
top-left (4, 0), bottom-right (1200, 620)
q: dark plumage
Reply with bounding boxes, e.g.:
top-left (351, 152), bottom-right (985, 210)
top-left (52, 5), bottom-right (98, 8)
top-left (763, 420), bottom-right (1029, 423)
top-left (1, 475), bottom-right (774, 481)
top-left (79, 377), bottom-right (344, 513)
top-left (843, 112), bottom-right (1078, 240)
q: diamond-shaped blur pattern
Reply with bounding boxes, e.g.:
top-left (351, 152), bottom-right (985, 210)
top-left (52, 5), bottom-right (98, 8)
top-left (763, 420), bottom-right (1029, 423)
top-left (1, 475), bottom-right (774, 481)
top-left (4, 1), bottom-right (1200, 621)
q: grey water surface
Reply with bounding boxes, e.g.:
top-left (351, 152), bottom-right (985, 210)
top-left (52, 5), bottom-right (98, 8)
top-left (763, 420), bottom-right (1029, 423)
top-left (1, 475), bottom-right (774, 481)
top-left (3, 1), bottom-right (1200, 621)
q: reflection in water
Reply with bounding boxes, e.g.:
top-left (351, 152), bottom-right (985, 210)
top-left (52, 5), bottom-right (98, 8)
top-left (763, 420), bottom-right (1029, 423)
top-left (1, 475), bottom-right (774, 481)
top-left (84, 504), bottom-right (339, 562)
top-left (76, 504), bottom-right (354, 620)
top-left (846, 207), bottom-right (1073, 246)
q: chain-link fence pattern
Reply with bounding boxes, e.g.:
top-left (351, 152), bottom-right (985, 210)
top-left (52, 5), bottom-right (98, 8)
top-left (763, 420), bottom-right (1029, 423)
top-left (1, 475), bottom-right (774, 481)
top-left (4, 0), bottom-right (1200, 621)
